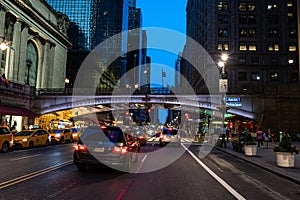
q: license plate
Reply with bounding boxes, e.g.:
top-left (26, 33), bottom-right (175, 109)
top-left (94, 147), bottom-right (105, 152)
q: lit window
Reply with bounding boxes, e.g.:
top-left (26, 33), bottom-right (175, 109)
top-left (224, 42), bottom-right (229, 50)
top-left (248, 3), bottom-right (256, 11)
top-left (289, 44), bottom-right (297, 51)
top-left (251, 72), bottom-right (260, 81)
top-left (239, 42), bottom-right (247, 51)
top-left (287, 1), bottom-right (293, 7)
top-left (239, 3), bottom-right (247, 11)
top-left (249, 28), bottom-right (256, 37)
top-left (239, 28), bottom-right (247, 37)
top-left (288, 13), bottom-right (293, 17)
top-left (217, 1), bottom-right (228, 11)
top-left (218, 42), bottom-right (223, 51)
top-left (274, 44), bottom-right (279, 51)
top-left (270, 72), bottom-right (279, 81)
top-left (249, 43), bottom-right (257, 51)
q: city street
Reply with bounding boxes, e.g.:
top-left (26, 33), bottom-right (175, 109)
top-left (0, 142), bottom-right (299, 200)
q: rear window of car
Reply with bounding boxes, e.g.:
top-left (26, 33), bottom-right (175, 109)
top-left (162, 129), bottom-right (178, 135)
top-left (0, 127), bottom-right (9, 135)
top-left (49, 130), bottom-right (63, 133)
top-left (81, 126), bottom-right (124, 143)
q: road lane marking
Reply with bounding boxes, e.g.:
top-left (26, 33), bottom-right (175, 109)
top-left (182, 144), bottom-right (246, 200)
top-left (10, 154), bottom-right (41, 161)
top-left (0, 160), bottom-right (73, 189)
top-left (141, 154), bottom-right (147, 163)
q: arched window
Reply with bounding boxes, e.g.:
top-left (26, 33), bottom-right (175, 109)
top-left (25, 41), bottom-right (38, 86)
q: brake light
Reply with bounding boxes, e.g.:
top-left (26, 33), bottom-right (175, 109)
top-left (138, 136), bottom-right (144, 139)
top-left (160, 134), bottom-right (164, 139)
top-left (74, 144), bottom-right (87, 152)
top-left (113, 146), bottom-right (128, 154)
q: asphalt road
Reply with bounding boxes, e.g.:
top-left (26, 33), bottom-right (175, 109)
top-left (0, 142), bottom-right (299, 200)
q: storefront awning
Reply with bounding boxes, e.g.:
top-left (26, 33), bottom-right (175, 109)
top-left (0, 105), bottom-right (39, 118)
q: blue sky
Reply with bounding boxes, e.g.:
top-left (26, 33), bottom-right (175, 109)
top-left (136, 0), bottom-right (187, 87)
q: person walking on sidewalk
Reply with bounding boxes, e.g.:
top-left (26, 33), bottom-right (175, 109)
top-left (257, 128), bottom-right (263, 148)
top-left (263, 131), bottom-right (270, 149)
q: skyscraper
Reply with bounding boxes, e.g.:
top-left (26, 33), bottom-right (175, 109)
top-left (184, 0), bottom-right (299, 94)
top-left (46, 0), bottom-right (93, 50)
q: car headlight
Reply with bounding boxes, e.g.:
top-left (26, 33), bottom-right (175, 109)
top-left (22, 138), bottom-right (28, 142)
top-left (55, 133), bottom-right (61, 138)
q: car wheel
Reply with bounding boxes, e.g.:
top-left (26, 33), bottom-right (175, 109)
top-left (76, 164), bottom-right (86, 171)
top-left (2, 142), bottom-right (9, 153)
top-left (60, 137), bottom-right (65, 144)
top-left (70, 136), bottom-right (73, 143)
top-left (29, 141), bottom-right (34, 148)
top-left (45, 140), bottom-right (49, 146)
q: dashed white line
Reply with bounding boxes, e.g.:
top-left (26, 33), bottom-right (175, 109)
top-left (10, 154), bottom-right (41, 161)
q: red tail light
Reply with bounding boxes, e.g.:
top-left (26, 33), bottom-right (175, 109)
top-left (160, 134), bottom-right (164, 139)
top-left (113, 146), bottom-right (128, 154)
top-left (74, 144), bottom-right (87, 152)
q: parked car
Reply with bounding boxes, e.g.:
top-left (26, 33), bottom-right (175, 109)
top-left (73, 125), bottom-right (138, 171)
top-left (0, 126), bottom-right (14, 152)
top-left (159, 128), bottom-right (181, 146)
top-left (49, 128), bottom-right (73, 144)
top-left (14, 129), bottom-right (50, 148)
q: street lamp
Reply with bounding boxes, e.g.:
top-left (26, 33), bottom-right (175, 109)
top-left (64, 78), bottom-right (70, 94)
top-left (26, 59), bottom-right (32, 85)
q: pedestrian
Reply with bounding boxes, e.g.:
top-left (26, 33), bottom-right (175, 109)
top-left (221, 131), bottom-right (227, 148)
top-left (263, 131), bottom-right (270, 149)
top-left (256, 128), bottom-right (263, 148)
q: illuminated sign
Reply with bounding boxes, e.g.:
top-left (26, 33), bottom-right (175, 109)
top-left (226, 97), bottom-right (240, 102)
top-left (226, 102), bottom-right (242, 107)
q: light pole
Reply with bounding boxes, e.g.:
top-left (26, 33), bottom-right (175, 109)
top-left (64, 78), bottom-right (70, 94)
top-left (26, 59), bottom-right (32, 85)
top-left (218, 53), bottom-right (228, 127)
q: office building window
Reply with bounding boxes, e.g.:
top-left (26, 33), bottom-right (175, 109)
top-left (287, 1), bottom-right (293, 7)
top-left (268, 42), bottom-right (280, 51)
top-left (251, 57), bottom-right (259, 65)
top-left (218, 15), bottom-right (229, 23)
top-left (218, 28), bottom-right (229, 37)
top-left (248, 15), bottom-right (256, 24)
top-left (239, 2), bottom-right (247, 11)
top-left (289, 28), bottom-right (297, 38)
top-left (239, 42), bottom-right (247, 51)
top-left (249, 28), bottom-right (256, 37)
top-left (269, 28), bottom-right (279, 37)
top-left (239, 28), bottom-right (247, 37)
top-left (217, 1), bottom-right (228, 11)
top-left (238, 56), bottom-right (246, 64)
top-left (251, 72), bottom-right (260, 81)
top-left (267, 2), bottom-right (278, 11)
top-left (249, 42), bottom-right (257, 51)
top-left (289, 43), bottom-right (297, 51)
top-left (238, 72), bottom-right (247, 81)
top-left (248, 3), bottom-right (256, 11)
top-left (218, 41), bottom-right (229, 51)
top-left (270, 72), bottom-right (279, 81)
top-left (239, 14), bottom-right (247, 24)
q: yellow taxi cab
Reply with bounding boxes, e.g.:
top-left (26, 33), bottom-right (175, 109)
top-left (49, 128), bottom-right (74, 144)
top-left (70, 127), bottom-right (81, 141)
top-left (14, 129), bottom-right (50, 148)
top-left (0, 126), bottom-right (14, 152)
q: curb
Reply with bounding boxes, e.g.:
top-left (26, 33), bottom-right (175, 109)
top-left (215, 147), bottom-right (300, 185)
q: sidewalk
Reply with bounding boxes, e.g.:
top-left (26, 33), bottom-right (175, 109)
top-left (216, 141), bottom-right (300, 185)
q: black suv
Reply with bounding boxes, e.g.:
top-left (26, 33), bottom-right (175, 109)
top-left (73, 125), bottom-right (138, 171)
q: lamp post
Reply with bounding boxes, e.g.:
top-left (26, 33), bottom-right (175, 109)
top-left (26, 59), bottom-right (32, 85)
top-left (218, 53), bottom-right (228, 127)
top-left (64, 78), bottom-right (70, 94)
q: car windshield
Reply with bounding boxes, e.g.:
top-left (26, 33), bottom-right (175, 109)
top-left (49, 130), bottom-right (63, 133)
top-left (162, 129), bottom-right (178, 135)
top-left (15, 131), bottom-right (34, 136)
